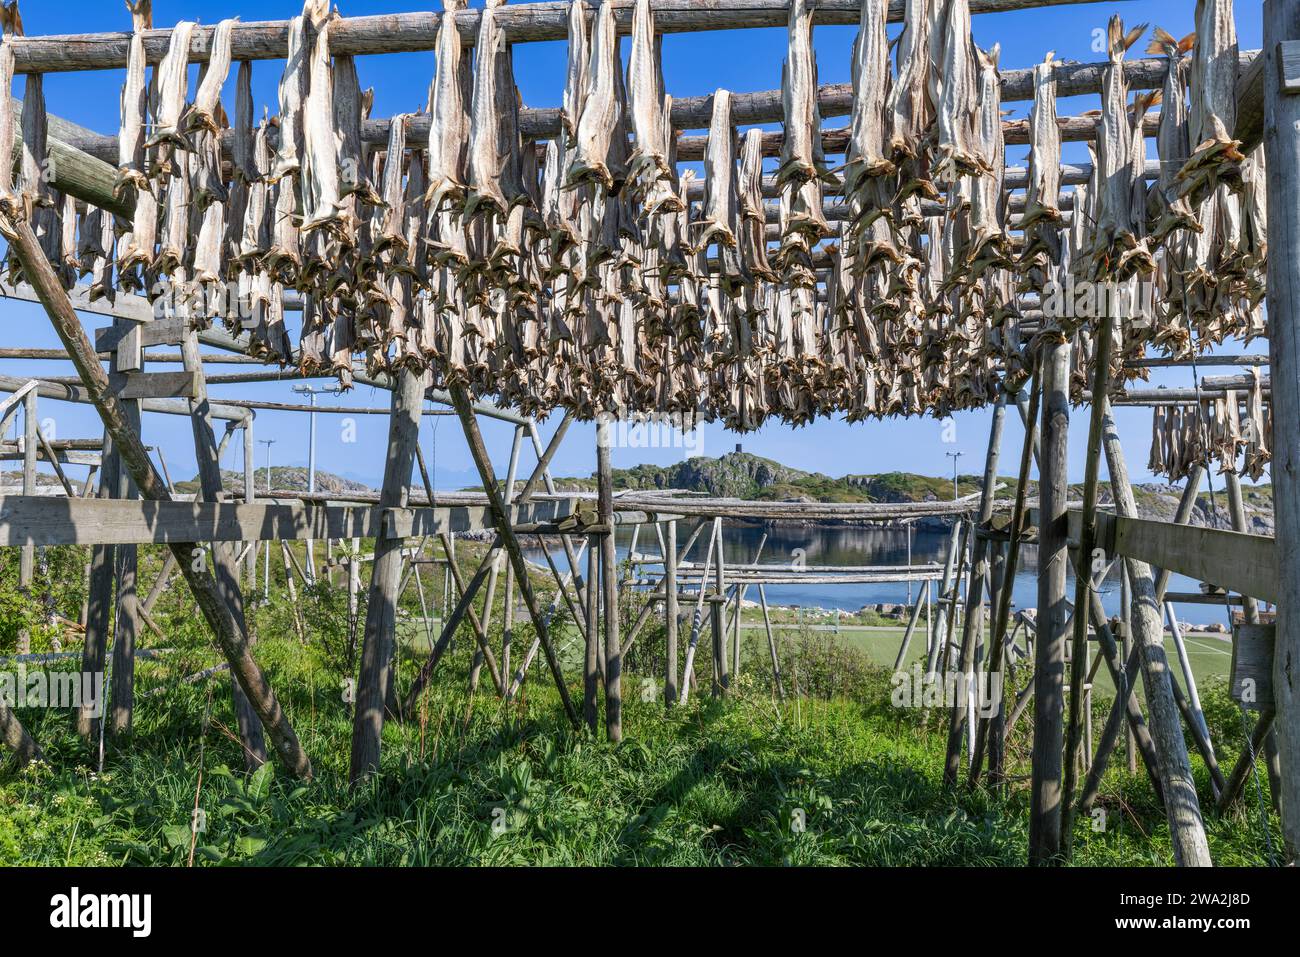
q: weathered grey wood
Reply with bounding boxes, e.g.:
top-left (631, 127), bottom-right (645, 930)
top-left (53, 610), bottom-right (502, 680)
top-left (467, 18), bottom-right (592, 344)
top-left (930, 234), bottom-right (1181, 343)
top-left (439, 532), bottom-right (505, 696)
top-left (95, 318), bottom-right (189, 352)
top-left (973, 375), bottom-right (1039, 791)
top-left (9, 0), bottom-right (1113, 74)
top-left (349, 366), bottom-right (425, 784)
top-left (1105, 517), bottom-right (1277, 604)
top-left (0, 496), bottom-right (568, 546)
top-left (0, 201), bottom-right (312, 779)
top-left (944, 393), bottom-right (1006, 785)
top-left (449, 386), bottom-right (579, 728)
top-left (596, 417), bottom-right (622, 741)
top-left (1030, 339), bottom-right (1070, 865)
top-left (16, 393), bottom-right (36, 654)
top-left (0, 373), bottom-right (248, 421)
top-left (757, 584), bottom-right (784, 700)
top-left (182, 332), bottom-right (266, 769)
top-left (1100, 400), bottom-right (1211, 866)
top-left (1232, 623), bottom-right (1277, 710)
top-left (664, 519), bottom-right (679, 708)
top-left (1062, 299), bottom-right (1117, 857)
top-left (107, 320), bottom-right (142, 738)
top-left (107, 370), bottom-right (200, 400)
top-left (1266, 1), bottom-right (1300, 859)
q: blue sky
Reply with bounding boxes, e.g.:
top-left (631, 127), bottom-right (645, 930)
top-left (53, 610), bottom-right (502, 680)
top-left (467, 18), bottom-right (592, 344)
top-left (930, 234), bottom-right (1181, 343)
top-left (1, 0), bottom-right (1268, 493)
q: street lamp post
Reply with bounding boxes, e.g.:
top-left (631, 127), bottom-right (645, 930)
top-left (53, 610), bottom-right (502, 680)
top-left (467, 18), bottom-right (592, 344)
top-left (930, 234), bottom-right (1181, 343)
top-left (946, 451), bottom-right (963, 502)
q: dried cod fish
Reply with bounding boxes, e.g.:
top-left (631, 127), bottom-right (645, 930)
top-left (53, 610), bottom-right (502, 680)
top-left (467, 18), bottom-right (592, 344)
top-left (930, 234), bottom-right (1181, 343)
top-left (186, 18), bottom-right (236, 135)
top-left (843, 0), bottom-right (895, 202)
top-left (465, 0), bottom-right (527, 221)
top-left (145, 20), bottom-right (196, 154)
top-left (114, 0), bottom-right (152, 198)
top-left (300, 3), bottom-right (347, 237)
top-left (884, 0), bottom-right (936, 200)
top-left (626, 0), bottom-right (679, 213)
top-left (567, 0), bottom-right (622, 191)
top-left (695, 90), bottom-right (740, 254)
top-left (271, 2), bottom-right (323, 181)
top-left (966, 43), bottom-right (1008, 276)
top-left (931, 0), bottom-right (990, 184)
top-left (425, 0), bottom-right (472, 213)
top-left (776, 0), bottom-right (831, 189)
top-left (1146, 28), bottom-right (1199, 245)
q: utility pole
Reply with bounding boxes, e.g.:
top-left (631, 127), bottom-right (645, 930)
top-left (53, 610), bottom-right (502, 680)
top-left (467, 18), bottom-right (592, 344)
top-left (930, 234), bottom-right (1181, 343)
top-left (291, 384), bottom-right (342, 582)
top-left (260, 438), bottom-right (276, 599)
top-left (946, 451), bottom-right (964, 501)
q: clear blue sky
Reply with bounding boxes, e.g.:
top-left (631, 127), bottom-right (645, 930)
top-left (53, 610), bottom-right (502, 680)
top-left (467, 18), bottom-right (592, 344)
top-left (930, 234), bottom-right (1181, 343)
top-left (1, 0), bottom-right (1267, 494)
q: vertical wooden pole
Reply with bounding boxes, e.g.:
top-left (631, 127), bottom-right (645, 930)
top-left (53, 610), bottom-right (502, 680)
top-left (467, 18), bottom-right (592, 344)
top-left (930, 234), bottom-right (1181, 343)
top-left (1122, 562), bottom-right (1136, 774)
top-left (1061, 301), bottom-right (1116, 855)
top-left (77, 428), bottom-right (115, 741)
top-left (944, 392), bottom-right (1006, 784)
top-left (664, 519), bottom-right (679, 707)
top-left (1265, 0), bottom-right (1300, 860)
top-left (596, 416), bottom-right (622, 741)
top-left (584, 534), bottom-right (600, 731)
top-left (1100, 400), bottom-right (1211, 865)
top-left (108, 326), bottom-right (141, 738)
top-left (17, 393), bottom-right (36, 653)
top-left (1029, 338), bottom-right (1070, 864)
top-left (712, 518), bottom-right (729, 695)
top-left (349, 366), bottom-right (425, 784)
top-left (758, 584), bottom-right (784, 700)
top-left (927, 522), bottom-right (962, 673)
top-left (243, 421), bottom-right (257, 585)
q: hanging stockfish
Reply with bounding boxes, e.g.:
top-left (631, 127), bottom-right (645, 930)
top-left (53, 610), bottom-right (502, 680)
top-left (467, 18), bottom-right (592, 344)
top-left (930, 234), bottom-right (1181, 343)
top-left (264, 145), bottom-right (302, 280)
top-left (240, 115), bottom-right (273, 261)
top-left (1148, 405), bottom-right (1169, 476)
top-left (15, 69), bottom-right (60, 276)
top-left (1019, 52), bottom-right (1062, 279)
top-left (627, 0), bottom-right (678, 213)
top-left (777, 0), bottom-right (832, 193)
top-left (333, 57), bottom-right (381, 210)
top-left (1146, 28), bottom-right (1198, 246)
top-left (1088, 17), bottom-right (1151, 280)
top-left (1239, 144), bottom-right (1267, 305)
top-left (372, 114), bottom-right (411, 265)
top-left (145, 19), bottom-right (196, 166)
top-left (1242, 368), bottom-right (1270, 480)
top-left (843, 0), bottom-right (894, 205)
top-left (111, 0), bottom-right (152, 199)
top-left (966, 43), bottom-right (1009, 277)
top-left (82, 206), bottom-right (117, 302)
top-left (567, 0), bottom-right (622, 191)
top-left (271, 2), bottom-right (321, 182)
top-left (562, 0), bottom-right (590, 143)
top-left (932, 0), bottom-right (990, 184)
top-left (300, 3), bottom-right (347, 238)
top-left (738, 128), bottom-right (777, 283)
top-left (0, 8), bottom-right (14, 199)
top-left (885, 0), bottom-right (937, 203)
top-left (156, 151), bottom-right (191, 276)
top-left (695, 90), bottom-right (740, 255)
top-left (1180, 0), bottom-right (1244, 204)
top-left (424, 0), bottom-right (472, 215)
top-left (186, 17), bottom-right (236, 137)
top-left (465, 0), bottom-right (521, 221)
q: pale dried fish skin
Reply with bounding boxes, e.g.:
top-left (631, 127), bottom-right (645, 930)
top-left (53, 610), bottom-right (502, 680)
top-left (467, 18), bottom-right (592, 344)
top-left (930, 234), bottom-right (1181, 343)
top-left (145, 20), bottom-right (196, 154)
top-left (567, 0), bottom-right (621, 191)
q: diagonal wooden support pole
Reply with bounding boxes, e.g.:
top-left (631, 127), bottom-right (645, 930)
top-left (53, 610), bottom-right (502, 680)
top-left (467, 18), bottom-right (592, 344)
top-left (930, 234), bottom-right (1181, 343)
top-left (1100, 398), bottom-right (1211, 866)
top-left (448, 386), bottom-right (580, 728)
top-left (0, 201), bottom-right (312, 779)
top-left (181, 330), bottom-right (266, 768)
top-left (944, 391), bottom-right (1006, 786)
top-left (349, 365), bottom-right (425, 784)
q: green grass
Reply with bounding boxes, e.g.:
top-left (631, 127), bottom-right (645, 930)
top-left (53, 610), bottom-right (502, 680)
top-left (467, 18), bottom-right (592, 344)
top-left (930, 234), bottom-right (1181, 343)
top-left (0, 544), bottom-right (1278, 867)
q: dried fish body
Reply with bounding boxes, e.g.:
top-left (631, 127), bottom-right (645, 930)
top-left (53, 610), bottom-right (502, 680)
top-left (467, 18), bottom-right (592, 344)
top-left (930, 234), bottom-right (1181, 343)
top-left (425, 0), bottom-right (472, 214)
top-left (1146, 29), bottom-right (1199, 246)
top-left (844, 0), bottom-right (895, 203)
top-left (145, 20), bottom-right (196, 155)
top-left (187, 18), bottom-right (236, 136)
top-left (271, 3), bottom-right (323, 181)
top-left (776, 0), bottom-right (831, 189)
top-left (1187, 0), bottom-right (1239, 169)
top-left (264, 172), bottom-right (302, 281)
top-left (695, 90), bottom-right (740, 253)
top-left (300, 5), bottom-right (348, 238)
top-left (465, 0), bottom-right (520, 221)
top-left (567, 0), bottom-right (622, 191)
top-left (113, 0), bottom-right (152, 197)
top-left (931, 0), bottom-right (990, 184)
top-left (562, 0), bottom-right (590, 143)
top-left (156, 155), bottom-right (191, 275)
top-left (1019, 52), bottom-right (1062, 250)
top-left (1089, 17), bottom-right (1152, 280)
top-left (966, 44), bottom-right (1009, 277)
top-left (885, 0), bottom-right (936, 201)
top-left (0, 12), bottom-right (16, 196)
top-left (738, 128), bottom-right (778, 282)
top-left (239, 118), bottom-right (273, 260)
top-left (372, 115), bottom-right (411, 262)
top-left (626, 0), bottom-right (678, 212)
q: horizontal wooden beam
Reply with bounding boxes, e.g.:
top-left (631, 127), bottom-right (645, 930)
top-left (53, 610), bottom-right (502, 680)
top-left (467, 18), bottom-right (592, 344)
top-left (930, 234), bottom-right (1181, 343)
top-left (0, 373), bottom-right (248, 421)
top-left (1072, 510), bottom-right (1277, 604)
top-left (108, 370), bottom-right (200, 400)
top-left (9, 0), bottom-right (1110, 74)
top-left (0, 495), bottom-right (574, 547)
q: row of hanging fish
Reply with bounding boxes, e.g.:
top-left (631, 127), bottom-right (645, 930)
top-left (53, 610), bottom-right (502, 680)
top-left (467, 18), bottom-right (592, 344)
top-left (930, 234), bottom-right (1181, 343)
top-left (0, 0), bottom-right (1268, 428)
top-left (1148, 368), bottom-right (1270, 482)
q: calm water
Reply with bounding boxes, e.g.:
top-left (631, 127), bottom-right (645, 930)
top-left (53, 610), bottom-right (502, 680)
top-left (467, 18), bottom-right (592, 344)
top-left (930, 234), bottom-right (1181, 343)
top-left (527, 521), bottom-right (1236, 629)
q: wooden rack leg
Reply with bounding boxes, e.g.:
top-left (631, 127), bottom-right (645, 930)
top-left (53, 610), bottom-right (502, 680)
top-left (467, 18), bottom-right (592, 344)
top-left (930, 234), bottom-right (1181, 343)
top-left (350, 366), bottom-right (427, 782)
top-left (1029, 338), bottom-right (1070, 865)
top-left (596, 417), bottom-right (622, 741)
top-left (664, 519), bottom-right (679, 708)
